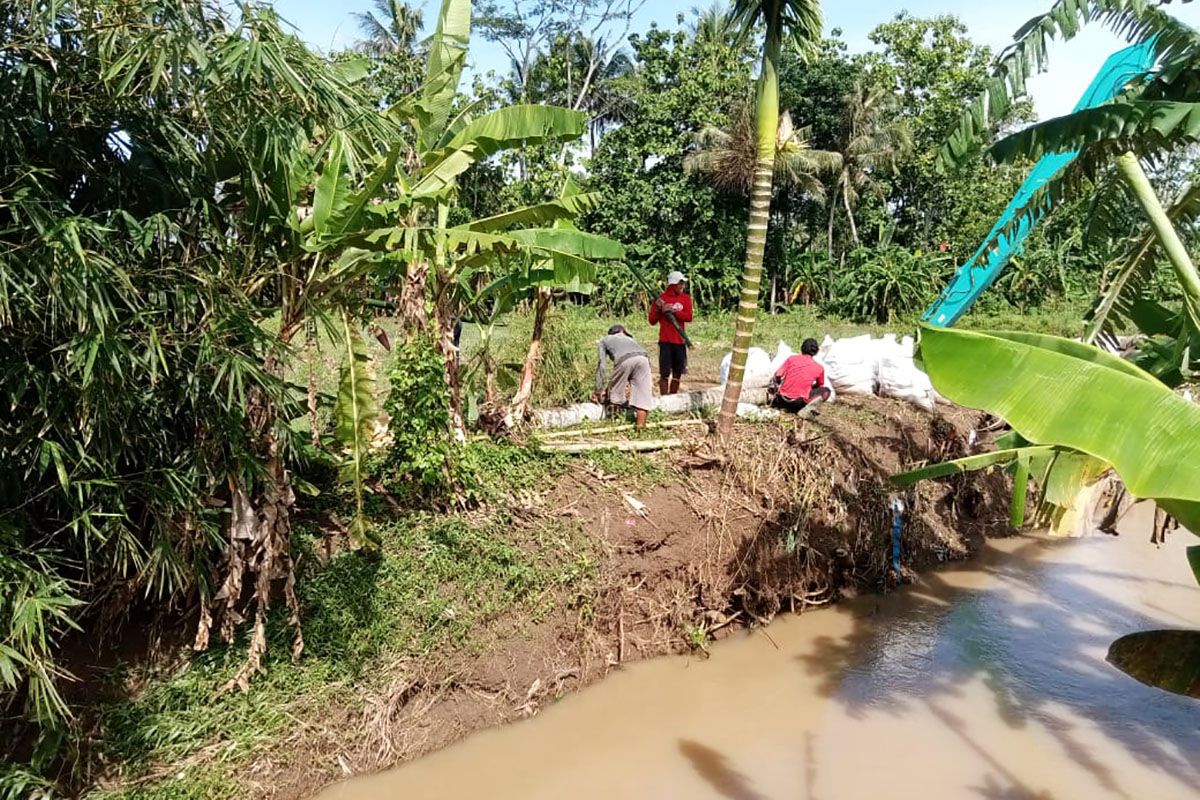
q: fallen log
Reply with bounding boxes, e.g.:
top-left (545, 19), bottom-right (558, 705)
top-left (538, 438), bottom-right (684, 455)
top-left (538, 418), bottom-right (710, 440)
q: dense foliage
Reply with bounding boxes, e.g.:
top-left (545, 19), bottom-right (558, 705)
top-left (0, 0), bottom-right (385, 750)
top-left (5, 0), bottom-right (1200, 793)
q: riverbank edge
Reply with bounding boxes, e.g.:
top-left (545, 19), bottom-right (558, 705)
top-left (269, 396), bottom-right (1011, 799)
top-left (73, 395), bottom-right (1012, 799)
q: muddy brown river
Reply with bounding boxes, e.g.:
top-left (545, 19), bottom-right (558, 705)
top-left (320, 524), bottom-right (1199, 799)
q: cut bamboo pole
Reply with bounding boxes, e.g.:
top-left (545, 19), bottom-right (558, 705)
top-left (538, 418), bottom-right (710, 440)
top-left (538, 438), bottom-right (684, 454)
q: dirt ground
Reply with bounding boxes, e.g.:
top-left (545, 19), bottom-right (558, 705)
top-left (248, 395), bottom-right (1012, 799)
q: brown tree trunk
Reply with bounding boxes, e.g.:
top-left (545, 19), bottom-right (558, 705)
top-left (509, 287), bottom-right (552, 422)
top-left (399, 259), bottom-right (430, 336)
top-left (200, 352), bottom-right (303, 690)
top-left (433, 271), bottom-right (467, 441)
top-left (843, 182), bottom-right (860, 245)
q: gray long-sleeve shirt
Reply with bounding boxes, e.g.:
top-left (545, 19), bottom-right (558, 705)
top-left (596, 333), bottom-right (648, 393)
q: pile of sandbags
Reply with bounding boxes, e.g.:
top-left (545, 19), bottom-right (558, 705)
top-left (818, 335), bottom-right (876, 396)
top-left (721, 340), bottom-right (836, 401)
top-left (875, 335), bottom-right (940, 412)
top-left (818, 333), bottom-right (941, 411)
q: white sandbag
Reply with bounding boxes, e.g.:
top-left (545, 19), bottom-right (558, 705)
top-left (769, 340), bottom-right (794, 375)
top-left (822, 334), bottom-right (877, 396)
top-left (877, 354), bottom-right (937, 412)
top-left (719, 346), bottom-right (774, 389)
top-left (813, 355), bottom-right (837, 403)
top-left (534, 403), bottom-right (605, 428)
top-left (744, 347), bottom-right (773, 388)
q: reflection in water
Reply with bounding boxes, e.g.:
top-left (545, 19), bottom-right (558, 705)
top-left (319, 524), bottom-right (1199, 800)
top-left (677, 740), bottom-right (766, 800)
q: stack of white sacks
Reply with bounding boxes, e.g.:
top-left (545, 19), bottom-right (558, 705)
top-left (720, 334), bottom-right (942, 412)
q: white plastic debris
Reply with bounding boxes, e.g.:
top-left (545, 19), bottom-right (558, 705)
top-left (736, 403), bottom-right (779, 420)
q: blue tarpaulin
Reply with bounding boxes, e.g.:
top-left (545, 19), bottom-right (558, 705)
top-left (923, 39), bottom-right (1160, 327)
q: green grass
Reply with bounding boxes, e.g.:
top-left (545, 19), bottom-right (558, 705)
top-left (86, 499), bottom-right (597, 800)
top-left (583, 448), bottom-right (673, 490)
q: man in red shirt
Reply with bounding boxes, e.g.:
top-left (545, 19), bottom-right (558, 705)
top-left (648, 270), bottom-right (693, 395)
top-left (770, 338), bottom-right (831, 412)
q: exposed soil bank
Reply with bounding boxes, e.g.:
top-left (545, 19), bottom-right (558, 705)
top-left (251, 396), bottom-right (1008, 799)
top-left (319, 514), bottom-right (1200, 800)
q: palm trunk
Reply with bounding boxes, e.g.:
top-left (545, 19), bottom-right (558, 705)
top-left (827, 174), bottom-right (843, 255)
top-left (843, 182), bottom-right (859, 245)
top-left (1115, 151), bottom-right (1200, 327)
top-left (717, 29), bottom-right (781, 437)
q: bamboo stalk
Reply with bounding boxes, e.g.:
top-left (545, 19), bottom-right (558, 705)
top-left (538, 418), bottom-right (710, 440)
top-left (540, 434), bottom-right (681, 453)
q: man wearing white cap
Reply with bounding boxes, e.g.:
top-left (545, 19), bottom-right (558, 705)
top-left (648, 270), bottom-right (693, 395)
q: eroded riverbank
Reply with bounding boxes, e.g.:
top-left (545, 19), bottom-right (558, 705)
top-left (320, 521), bottom-right (1199, 799)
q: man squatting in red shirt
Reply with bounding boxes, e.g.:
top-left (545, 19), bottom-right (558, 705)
top-left (769, 338), bottom-right (831, 412)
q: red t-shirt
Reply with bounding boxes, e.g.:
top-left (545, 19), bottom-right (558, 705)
top-left (648, 289), bottom-right (693, 345)
top-left (774, 354), bottom-right (825, 401)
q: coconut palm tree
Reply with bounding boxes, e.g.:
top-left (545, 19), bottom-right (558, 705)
top-left (686, 106), bottom-right (840, 199)
top-left (828, 80), bottom-right (912, 250)
top-left (354, 0), bottom-right (424, 57)
top-left (716, 0), bottom-right (824, 437)
top-left (691, 3), bottom-right (742, 47)
top-left (688, 106), bottom-right (841, 312)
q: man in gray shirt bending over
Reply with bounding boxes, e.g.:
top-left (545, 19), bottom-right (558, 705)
top-left (593, 324), bottom-right (653, 428)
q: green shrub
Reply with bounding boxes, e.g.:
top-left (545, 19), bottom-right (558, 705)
top-left (378, 336), bottom-right (461, 502)
top-left (822, 246), bottom-right (951, 322)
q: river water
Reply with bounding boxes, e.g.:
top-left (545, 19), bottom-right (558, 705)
top-left (320, 524), bottom-right (1200, 800)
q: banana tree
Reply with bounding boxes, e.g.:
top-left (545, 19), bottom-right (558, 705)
top-left (894, 325), bottom-right (1200, 697)
top-left (507, 177), bottom-right (625, 422)
top-left (938, 0), bottom-right (1200, 357)
top-left (298, 0), bottom-right (625, 530)
top-left (716, 0), bottom-right (823, 437)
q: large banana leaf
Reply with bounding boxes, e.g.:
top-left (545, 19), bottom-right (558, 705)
top-left (333, 313), bottom-right (379, 549)
top-left (312, 133), bottom-right (352, 237)
top-left (918, 325), bottom-right (1200, 534)
top-left (989, 101), bottom-right (1200, 166)
top-left (455, 193), bottom-right (602, 233)
top-left (416, 0), bottom-right (471, 152)
top-left (358, 224), bottom-right (622, 266)
top-left (938, 0), bottom-right (1200, 169)
top-left (414, 105), bottom-right (587, 198)
top-left (506, 227), bottom-right (626, 261)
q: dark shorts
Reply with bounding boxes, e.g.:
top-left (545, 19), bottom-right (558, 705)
top-left (658, 342), bottom-right (688, 379)
top-left (771, 386), bottom-right (831, 412)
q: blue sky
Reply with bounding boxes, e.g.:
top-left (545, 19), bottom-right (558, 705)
top-left (272, 0), bottom-right (1200, 120)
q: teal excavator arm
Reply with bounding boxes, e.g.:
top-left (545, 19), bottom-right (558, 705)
top-left (923, 39), bottom-right (1159, 327)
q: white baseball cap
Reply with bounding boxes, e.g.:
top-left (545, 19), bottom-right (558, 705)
top-left (667, 270), bottom-right (686, 285)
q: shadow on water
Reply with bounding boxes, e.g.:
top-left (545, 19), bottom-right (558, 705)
top-left (794, 535), bottom-right (1200, 796)
top-left (678, 740), bottom-right (767, 800)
